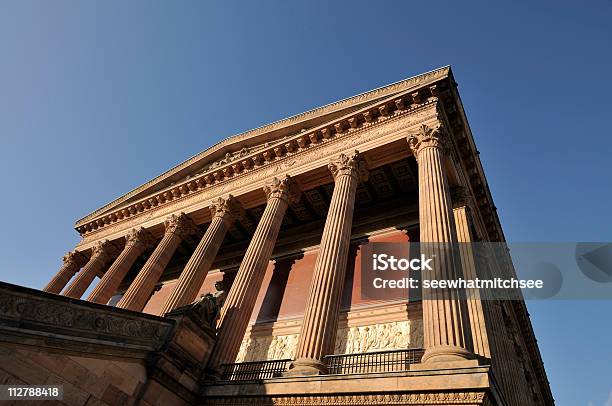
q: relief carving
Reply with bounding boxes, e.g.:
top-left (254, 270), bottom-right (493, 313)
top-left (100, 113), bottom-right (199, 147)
top-left (235, 320), bottom-right (419, 362)
top-left (407, 123), bottom-right (449, 157)
top-left (334, 320), bottom-right (415, 354)
top-left (206, 391), bottom-right (486, 405)
top-left (236, 334), bottom-right (299, 362)
top-left (0, 285), bottom-right (173, 349)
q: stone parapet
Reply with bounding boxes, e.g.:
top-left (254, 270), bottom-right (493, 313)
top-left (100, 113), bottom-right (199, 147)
top-left (0, 282), bottom-right (217, 406)
top-left (0, 281), bottom-right (174, 358)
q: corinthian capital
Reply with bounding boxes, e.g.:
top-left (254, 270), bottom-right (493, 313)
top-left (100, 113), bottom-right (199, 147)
top-left (125, 227), bottom-right (155, 249)
top-left (62, 250), bottom-right (86, 267)
top-left (164, 213), bottom-right (198, 238)
top-left (90, 240), bottom-right (117, 263)
top-left (263, 175), bottom-right (300, 203)
top-left (328, 151), bottom-right (369, 182)
top-left (408, 123), bottom-right (450, 157)
top-left (209, 195), bottom-right (244, 222)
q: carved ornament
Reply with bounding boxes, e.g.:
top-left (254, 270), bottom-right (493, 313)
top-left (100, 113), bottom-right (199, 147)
top-left (328, 151), bottom-right (369, 182)
top-left (89, 240), bottom-right (118, 264)
top-left (209, 195), bottom-right (244, 222)
top-left (263, 176), bottom-right (301, 203)
top-left (75, 67), bottom-right (450, 229)
top-left (164, 213), bottom-right (198, 238)
top-left (124, 227), bottom-right (155, 249)
top-left (407, 123), bottom-right (450, 157)
top-left (62, 250), bottom-right (87, 267)
top-left (206, 391), bottom-right (486, 405)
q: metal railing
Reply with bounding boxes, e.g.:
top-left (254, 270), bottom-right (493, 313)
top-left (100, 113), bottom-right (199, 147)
top-left (324, 348), bottom-right (425, 375)
top-left (218, 349), bottom-right (424, 381)
top-left (220, 359), bottom-right (291, 381)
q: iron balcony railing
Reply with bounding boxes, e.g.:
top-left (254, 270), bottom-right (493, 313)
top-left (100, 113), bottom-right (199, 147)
top-left (219, 348), bottom-right (424, 381)
top-left (324, 348), bottom-right (425, 375)
top-left (220, 358), bottom-right (291, 381)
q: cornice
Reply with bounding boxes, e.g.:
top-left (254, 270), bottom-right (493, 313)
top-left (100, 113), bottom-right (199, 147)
top-left (75, 66), bottom-right (451, 228)
top-left (75, 86), bottom-right (444, 242)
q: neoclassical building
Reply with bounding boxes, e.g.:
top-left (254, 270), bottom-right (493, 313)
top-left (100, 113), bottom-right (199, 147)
top-left (0, 66), bottom-right (554, 405)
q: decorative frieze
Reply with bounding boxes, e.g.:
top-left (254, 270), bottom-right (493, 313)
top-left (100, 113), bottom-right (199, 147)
top-left (75, 92), bottom-right (427, 238)
top-left (206, 392), bottom-right (486, 405)
top-left (334, 321), bottom-right (413, 355)
top-left (236, 321), bottom-right (419, 363)
top-left (76, 100), bottom-right (440, 248)
top-left (77, 67), bottom-right (451, 230)
top-left (236, 334), bottom-right (299, 362)
top-left (0, 282), bottom-right (173, 350)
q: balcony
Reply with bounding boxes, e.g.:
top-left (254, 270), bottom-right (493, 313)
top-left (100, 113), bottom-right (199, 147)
top-left (219, 348), bottom-right (425, 381)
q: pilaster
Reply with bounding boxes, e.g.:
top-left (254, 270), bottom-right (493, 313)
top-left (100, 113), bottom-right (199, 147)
top-left (452, 186), bottom-right (491, 358)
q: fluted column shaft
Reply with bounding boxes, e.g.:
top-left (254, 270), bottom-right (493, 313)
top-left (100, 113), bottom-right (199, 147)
top-left (160, 197), bottom-right (239, 315)
top-left (208, 177), bottom-right (297, 370)
top-left (408, 123), bottom-right (472, 363)
top-left (87, 228), bottom-right (152, 304)
top-left (43, 251), bottom-right (85, 294)
top-left (117, 214), bottom-right (196, 311)
top-left (63, 241), bottom-right (114, 299)
top-left (290, 152), bottom-right (367, 375)
top-left (452, 188), bottom-right (490, 358)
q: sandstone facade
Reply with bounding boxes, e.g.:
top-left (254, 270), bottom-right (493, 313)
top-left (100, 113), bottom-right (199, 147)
top-left (3, 67), bottom-right (554, 405)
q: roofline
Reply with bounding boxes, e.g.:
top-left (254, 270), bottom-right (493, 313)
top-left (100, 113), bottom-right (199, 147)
top-left (76, 65), bottom-right (451, 226)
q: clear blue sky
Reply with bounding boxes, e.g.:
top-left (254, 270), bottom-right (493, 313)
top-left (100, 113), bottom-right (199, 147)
top-left (0, 1), bottom-right (610, 404)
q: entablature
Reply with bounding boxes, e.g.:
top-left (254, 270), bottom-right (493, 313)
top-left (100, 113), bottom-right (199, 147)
top-left (74, 68), bottom-right (506, 257)
top-left (75, 96), bottom-right (442, 251)
top-left (76, 67), bottom-right (453, 228)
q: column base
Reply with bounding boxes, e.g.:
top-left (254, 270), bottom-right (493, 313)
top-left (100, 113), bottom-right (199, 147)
top-left (421, 345), bottom-right (474, 364)
top-left (284, 358), bottom-right (328, 376)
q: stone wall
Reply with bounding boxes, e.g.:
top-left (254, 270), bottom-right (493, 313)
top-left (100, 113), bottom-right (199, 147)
top-left (0, 282), bottom-right (216, 406)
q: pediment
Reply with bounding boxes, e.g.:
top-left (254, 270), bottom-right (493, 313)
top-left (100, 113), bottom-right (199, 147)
top-left (76, 66), bottom-right (451, 227)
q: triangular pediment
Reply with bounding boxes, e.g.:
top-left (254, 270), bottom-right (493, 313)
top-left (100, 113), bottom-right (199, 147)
top-left (76, 66), bottom-right (451, 227)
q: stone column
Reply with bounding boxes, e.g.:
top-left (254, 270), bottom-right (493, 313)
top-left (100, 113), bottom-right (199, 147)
top-left (43, 251), bottom-right (87, 294)
top-left (408, 123), bottom-right (472, 363)
top-left (117, 213), bottom-right (197, 311)
top-left (87, 228), bottom-right (154, 304)
top-left (289, 152), bottom-right (368, 375)
top-left (452, 186), bottom-right (490, 358)
top-left (63, 240), bottom-right (116, 299)
top-left (159, 196), bottom-right (241, 315)
top-left (207, 176), bottom-right (299, 370)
